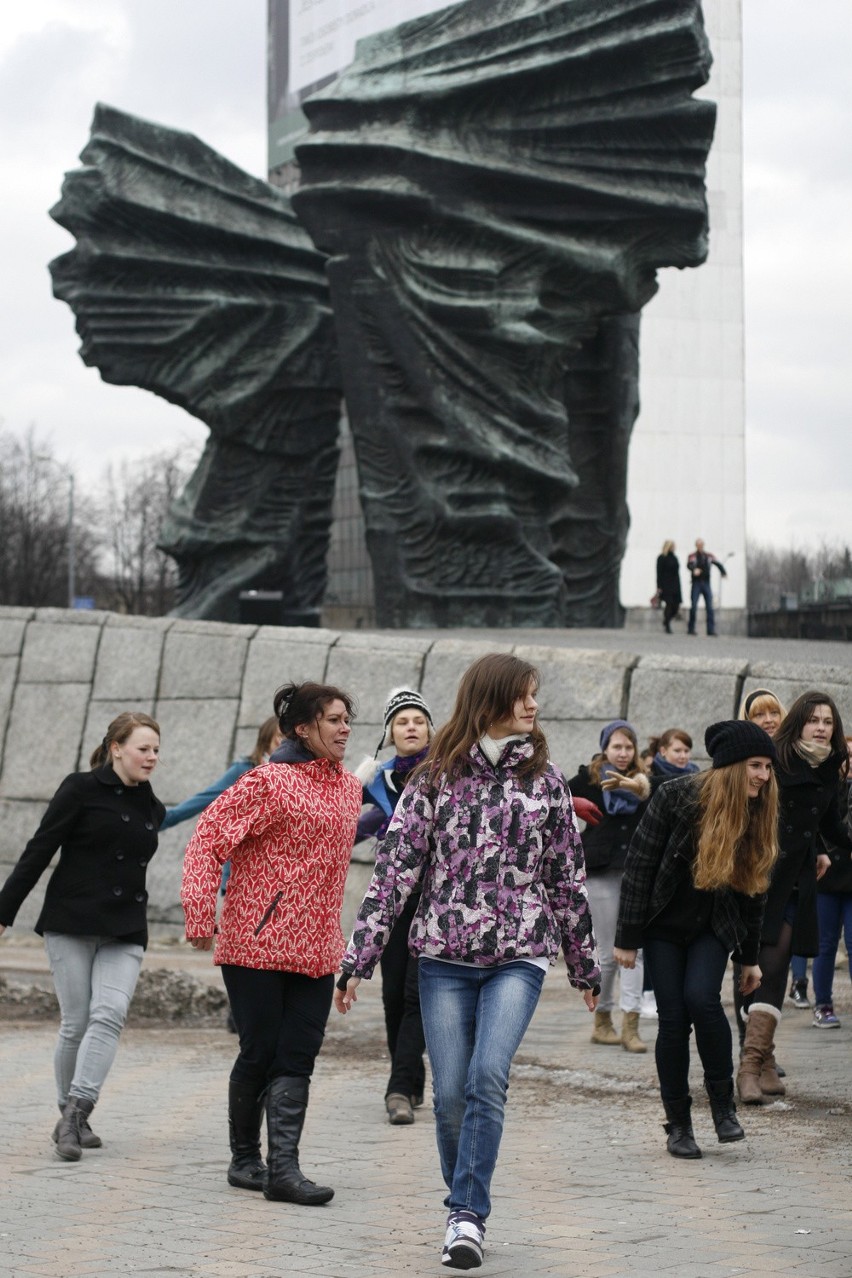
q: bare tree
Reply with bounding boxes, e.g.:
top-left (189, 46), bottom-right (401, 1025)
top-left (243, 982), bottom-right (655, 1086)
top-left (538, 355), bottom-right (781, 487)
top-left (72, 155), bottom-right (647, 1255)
top-left (0, 427), bottom-right (99, 607)
top-left (747, 539), bottom-right (852, 610)
top-left (100, 448), bottom-right (194, 615)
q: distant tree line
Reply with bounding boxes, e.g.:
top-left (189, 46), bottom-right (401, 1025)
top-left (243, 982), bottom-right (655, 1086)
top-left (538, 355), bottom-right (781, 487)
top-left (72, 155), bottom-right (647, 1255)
top-left (0, 426), bottom-right (197, 615)
top-left (747, 540), bottom-right (852, 612)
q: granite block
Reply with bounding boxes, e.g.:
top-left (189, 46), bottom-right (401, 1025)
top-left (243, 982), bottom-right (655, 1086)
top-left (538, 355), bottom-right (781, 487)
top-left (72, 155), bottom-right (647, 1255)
top-left (0, 684), bottom-right (90, 800)
top-left (152, 699), bottom-right (239, 806)
top-left (18, 621), bottom-right (100, 684)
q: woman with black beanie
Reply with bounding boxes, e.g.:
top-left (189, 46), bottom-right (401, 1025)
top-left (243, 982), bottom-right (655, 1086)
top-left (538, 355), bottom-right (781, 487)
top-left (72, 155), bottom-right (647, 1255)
top-left (615, 720), bottom-right (778, 1159)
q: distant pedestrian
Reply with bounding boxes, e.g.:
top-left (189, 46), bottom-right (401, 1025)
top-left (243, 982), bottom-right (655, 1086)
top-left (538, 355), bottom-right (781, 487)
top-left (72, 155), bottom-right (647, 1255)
top-left (335, 653), bottom-right (600, 1270)
top-left (615, 720), bottom-right (778, 1159)
top-left (0, 712), bottom-right (164, 1161)
top-left (686, 538), bottom-right (727, 636)
top-left (352, 688), bottom-right (434, 1125)
top-left (181, 681), bottom-right (361, 1205)
top-left (656, 540), bottom-right (682, 634)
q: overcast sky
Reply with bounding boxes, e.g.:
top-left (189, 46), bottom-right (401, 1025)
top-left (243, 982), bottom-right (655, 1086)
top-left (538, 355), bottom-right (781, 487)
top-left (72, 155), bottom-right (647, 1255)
top-left (0, 1), bottom-right (849, 552)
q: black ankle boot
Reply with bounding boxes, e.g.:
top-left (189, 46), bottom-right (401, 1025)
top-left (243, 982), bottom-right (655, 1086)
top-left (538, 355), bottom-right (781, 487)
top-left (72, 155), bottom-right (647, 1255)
top-left (54, 1096), bottom-right (95, 1162)
top-left (227, 1081), bottom-right (267, 1191)
top-left (264, 1076), bottom-right (333, 1205)
top-left (705, 1078), bottom-right (745, 1143)
top-left (53, 1101), bottom-right (102, 1150)
top-left (662, 1097), bottom-right (702, 1159)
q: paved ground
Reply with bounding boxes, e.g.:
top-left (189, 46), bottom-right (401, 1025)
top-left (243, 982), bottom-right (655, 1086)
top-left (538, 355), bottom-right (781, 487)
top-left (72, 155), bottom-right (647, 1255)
top-left (1, 944), bottom-right (850, 1278)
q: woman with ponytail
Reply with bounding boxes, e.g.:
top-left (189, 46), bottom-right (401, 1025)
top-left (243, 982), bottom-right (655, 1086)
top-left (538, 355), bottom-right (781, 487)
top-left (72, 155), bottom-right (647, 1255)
top-left (181, 681), bottom-right (362, 1207)
top-left (614, 720), bottom-right (778, 1160)
top-left (0, 712), bottom-right (163, 1161)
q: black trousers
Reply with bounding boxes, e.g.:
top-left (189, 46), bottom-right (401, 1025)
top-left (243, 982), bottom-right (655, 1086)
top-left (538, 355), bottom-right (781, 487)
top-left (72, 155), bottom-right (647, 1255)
top-left (379, 894), bottom-right (426, 1099)
top-left (222, 965), bottom-right (334, 1091)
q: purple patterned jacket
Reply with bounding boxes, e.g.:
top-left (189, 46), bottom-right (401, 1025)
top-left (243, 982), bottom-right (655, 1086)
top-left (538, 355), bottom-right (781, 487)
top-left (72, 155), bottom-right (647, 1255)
top-left (343, 740), bottom-right (600, 988)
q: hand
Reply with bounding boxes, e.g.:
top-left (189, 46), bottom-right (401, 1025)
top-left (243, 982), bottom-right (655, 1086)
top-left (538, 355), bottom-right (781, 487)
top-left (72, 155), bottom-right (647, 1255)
top-left (739, 964), bottom-right (762, 996)
top-left (581, 988), bottom-right (599, 1013)
top-left (333, 975), bottom-right (361, 1014)
top-left (187, 935), bottom-right (214, 951)
top-left (816, 853), bottom-right (831, 881)
top-left (613, 947), bottom-right (637, 969)
top-left (572, 796), bottom-right (603, 827)
top-left (601, 774), bottom-right (643, 796)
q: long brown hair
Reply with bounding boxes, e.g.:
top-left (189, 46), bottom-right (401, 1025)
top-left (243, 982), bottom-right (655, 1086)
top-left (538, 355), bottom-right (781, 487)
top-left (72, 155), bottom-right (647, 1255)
top-left (90, 712), bottom-right (160, 769)
top-left (423, 653), bottom-right (548, 785)
top-left (692, 765), bottom-right (778, 895)
top-left (774, 690), bottom-right (848, 775)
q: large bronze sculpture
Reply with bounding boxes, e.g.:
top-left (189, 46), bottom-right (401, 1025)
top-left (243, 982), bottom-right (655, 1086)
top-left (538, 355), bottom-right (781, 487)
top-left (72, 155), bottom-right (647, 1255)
top-left (49, 0), bottom-right (715, 627)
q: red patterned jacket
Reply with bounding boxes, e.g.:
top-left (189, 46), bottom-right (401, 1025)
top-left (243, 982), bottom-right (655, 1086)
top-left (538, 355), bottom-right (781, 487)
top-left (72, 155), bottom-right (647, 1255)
top-left (181, 758), bottom-right (362, 976)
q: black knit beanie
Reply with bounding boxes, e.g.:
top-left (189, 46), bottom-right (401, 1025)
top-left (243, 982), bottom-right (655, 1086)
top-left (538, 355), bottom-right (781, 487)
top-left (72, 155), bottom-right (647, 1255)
top-left (704, 720), bottom-right (776, 768)
top-left (377, 688), bottom-right (434, 752)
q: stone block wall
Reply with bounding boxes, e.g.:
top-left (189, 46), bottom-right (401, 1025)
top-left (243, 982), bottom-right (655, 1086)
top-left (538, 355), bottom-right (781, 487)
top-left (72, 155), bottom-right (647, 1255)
top-left (0, 607), bottom-right (849, 941)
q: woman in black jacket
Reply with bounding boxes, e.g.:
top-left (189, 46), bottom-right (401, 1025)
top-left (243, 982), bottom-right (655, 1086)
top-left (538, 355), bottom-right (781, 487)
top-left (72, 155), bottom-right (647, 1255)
top-left (568, 720), bottom-right (651, 1052)
top-left (737, 691), bottom-right (852, 1104)
top-left (656, 540), bottom-right (682, 634)
top-left (615, 720), bottom-right (778, 1159)
top-left (0, 712), bottom-right (164, 1161)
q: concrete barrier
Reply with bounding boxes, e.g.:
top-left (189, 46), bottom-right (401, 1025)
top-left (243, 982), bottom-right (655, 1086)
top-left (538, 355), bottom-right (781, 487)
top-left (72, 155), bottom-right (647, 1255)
top-left (0, 606), bottom-right (849, 941)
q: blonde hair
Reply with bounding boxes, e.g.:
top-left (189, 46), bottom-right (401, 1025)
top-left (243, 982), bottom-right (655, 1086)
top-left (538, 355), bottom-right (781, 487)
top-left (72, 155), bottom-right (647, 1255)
top-left (90, 712), bottom-right (160, 769)
top-left (738, 689), bottom-right (786, 723)
top-left (661, 539), bottom-right (675, 555)
top-left (692, 766), bottom-right (778, 895)
top-left (249, 716), bottom-right (281, 766)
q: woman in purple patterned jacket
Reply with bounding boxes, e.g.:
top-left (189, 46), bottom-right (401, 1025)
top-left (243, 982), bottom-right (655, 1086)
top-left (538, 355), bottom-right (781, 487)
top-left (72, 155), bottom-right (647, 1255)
top-left (335, 653), bottom-right (600, 1271)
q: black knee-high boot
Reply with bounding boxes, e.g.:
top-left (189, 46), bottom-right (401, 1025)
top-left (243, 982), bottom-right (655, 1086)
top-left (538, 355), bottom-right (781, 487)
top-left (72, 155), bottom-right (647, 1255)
top-left (227, 1080), bottom-right (267, 1191)
top-left (264, 1076), bottom-right (333, 1205)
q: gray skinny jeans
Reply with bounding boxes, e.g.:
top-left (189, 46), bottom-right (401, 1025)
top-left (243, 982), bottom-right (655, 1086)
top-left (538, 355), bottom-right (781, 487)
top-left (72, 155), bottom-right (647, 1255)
top-left (585, 870), bottom-right (644, 1013)
top-left (44, 933), bottom-right (143, 1106)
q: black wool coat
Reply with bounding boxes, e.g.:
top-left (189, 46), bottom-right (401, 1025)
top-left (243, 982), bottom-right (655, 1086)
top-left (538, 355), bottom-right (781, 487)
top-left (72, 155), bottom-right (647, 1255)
top-left (614, 775), bottom-right (766, 965)
top-left (0, 765), bottom-right (165, 946)
top-left (567, 764), bottom-right (649, 874)
top-left (656, 552), bottom-right (682, 605)
top-left (766, 755), bottom-right (852, 953)
top-left (819, 780), bottom-right (852, 895)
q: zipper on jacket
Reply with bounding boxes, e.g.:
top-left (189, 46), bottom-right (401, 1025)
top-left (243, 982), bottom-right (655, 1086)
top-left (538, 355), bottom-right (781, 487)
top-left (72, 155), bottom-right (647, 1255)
top-left (254, 891), bottom-right (283, 937)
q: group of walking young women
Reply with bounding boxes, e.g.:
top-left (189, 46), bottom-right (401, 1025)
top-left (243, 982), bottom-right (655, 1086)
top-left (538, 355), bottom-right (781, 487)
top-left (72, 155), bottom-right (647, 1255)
top-left (0, 654), bottom-right (849, 1274)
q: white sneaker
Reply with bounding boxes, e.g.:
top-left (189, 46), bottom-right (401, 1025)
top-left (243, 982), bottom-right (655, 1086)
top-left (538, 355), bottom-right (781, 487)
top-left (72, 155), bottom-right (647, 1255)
top-left (441, 1215), bottom-right (484, 1270)
top-left (640, 991), bottom-right (658, 1019)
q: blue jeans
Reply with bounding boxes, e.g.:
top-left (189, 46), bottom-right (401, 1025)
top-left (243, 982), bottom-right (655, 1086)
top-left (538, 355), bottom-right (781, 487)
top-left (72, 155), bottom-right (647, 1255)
top-left (688, 579), bottom-right (715, 634)
top-left (418, 959), bottom-right (545, 1221)
top-left (643, 932), bottom-right (732, 1101)
top-left (44, 933), bottom-right (144, 1106)
top-left (812, 893), bottom-right (852, 1005)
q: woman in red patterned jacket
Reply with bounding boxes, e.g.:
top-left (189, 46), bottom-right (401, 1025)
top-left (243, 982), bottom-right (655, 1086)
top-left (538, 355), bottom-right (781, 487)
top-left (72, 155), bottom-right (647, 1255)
top-left (181, 681), bottom-right (362, 1207)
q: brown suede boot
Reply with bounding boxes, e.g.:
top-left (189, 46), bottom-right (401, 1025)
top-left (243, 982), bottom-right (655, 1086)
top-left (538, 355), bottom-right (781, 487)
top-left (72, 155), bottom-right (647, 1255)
top-left (621, 1010), bottom-right (648, 1053)
top-left (590, 1010), bottom-right (620, 1045)
top-left (737, 1005), bottom-right (780, 1106)
top-left (759, 1051), bottom-right (786, 1097)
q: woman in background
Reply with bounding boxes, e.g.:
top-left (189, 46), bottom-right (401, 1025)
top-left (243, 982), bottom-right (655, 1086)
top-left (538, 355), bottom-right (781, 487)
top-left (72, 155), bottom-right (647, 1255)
top-left (648, 728), bottom-right (699, 794)
top-left (656, 540), bottom-right (682, 634)
top-left (353, 688), bottom-right (434, 1125)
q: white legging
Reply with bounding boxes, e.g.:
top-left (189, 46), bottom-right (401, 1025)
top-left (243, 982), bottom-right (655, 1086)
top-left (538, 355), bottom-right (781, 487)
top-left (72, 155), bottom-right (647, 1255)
top-left (44, 933), bottom-right (143, 1106)
top-left (585, 871), bottom-right (644, 1013)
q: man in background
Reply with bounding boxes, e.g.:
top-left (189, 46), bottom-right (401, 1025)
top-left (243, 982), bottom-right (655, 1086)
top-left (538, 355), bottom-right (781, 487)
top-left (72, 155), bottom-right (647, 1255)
top-left (687, 538), bottom-right (728, 636)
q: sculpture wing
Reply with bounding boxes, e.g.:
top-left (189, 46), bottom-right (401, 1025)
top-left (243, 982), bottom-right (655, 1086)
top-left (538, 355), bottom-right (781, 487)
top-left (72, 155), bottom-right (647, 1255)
top-left (293, 0), bottom-right (715, 626)
top-left (50, 104), bottom-right (342, 620)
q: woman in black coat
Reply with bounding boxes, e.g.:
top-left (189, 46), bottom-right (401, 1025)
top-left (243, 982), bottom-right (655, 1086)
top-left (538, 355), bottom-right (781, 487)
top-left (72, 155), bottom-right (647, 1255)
top-left (0, 712), bottom-right (164, 1161)
top-left (737, 691), bottom-right (852, 1105)
top-left (656, 540), bottom-right (682, 634)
